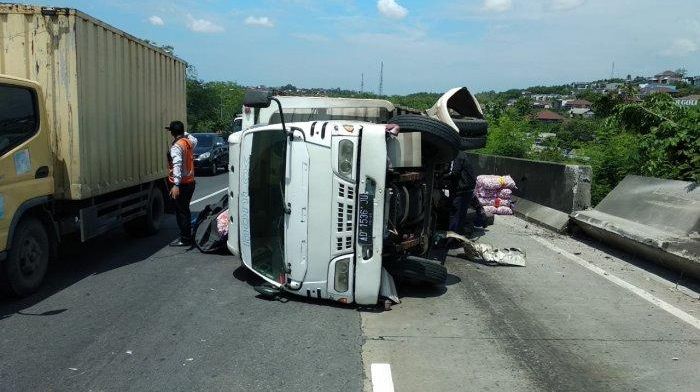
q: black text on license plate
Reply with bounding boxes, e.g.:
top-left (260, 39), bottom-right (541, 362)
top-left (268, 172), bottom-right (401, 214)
top-left (357, 193), bottom-right (374, 245)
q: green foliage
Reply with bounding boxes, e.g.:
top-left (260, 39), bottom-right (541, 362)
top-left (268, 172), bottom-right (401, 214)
top-left (610, 94), bottom-right (700, 182)
top-left (577, 131), bottom-right (642, 204)
top-left (483, 112), bottom-right (533, 158)
top-left (592, 93), bottom-right (624, 118)
top-left (186, 68), bottom-right (245, 133)
top-left (513, 97), bottom-right (533, 117)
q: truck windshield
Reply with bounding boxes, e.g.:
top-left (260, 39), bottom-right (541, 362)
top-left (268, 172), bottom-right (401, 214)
top-left (248, 131), bottom-right (287, 282)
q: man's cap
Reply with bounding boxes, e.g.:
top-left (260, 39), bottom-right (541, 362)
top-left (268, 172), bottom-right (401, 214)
top-left (165, 120), bottom-right (185, 133)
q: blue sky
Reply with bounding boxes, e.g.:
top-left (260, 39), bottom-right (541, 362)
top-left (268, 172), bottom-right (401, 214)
top-left (21, 0), bottom-right (700, 94)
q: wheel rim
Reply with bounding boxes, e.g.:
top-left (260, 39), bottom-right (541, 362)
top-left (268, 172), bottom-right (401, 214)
top-left (19, 236), bottom-right (42, 277)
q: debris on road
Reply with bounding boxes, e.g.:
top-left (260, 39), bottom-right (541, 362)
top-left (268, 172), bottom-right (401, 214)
top-left (125, 350), bottom-right (133, 355)
top-left (447, 231), bottom-right (526, 267)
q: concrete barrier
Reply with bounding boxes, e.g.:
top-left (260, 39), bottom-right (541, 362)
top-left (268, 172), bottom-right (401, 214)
top-left (465, 153), bottom-right (592, 232)
top-left (571, 175), bottom-right (700, 279)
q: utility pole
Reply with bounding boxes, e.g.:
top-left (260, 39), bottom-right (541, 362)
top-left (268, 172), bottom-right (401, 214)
top-left (611, 61), bottom-right (615, 79)
top-left (378, 61), bottom-right (384, 96)
top-left (361, 73), bottom-right (364, 93)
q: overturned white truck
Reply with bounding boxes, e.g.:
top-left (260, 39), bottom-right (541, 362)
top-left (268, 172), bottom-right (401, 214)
top-left (227, 88), bottom-right (487, 305)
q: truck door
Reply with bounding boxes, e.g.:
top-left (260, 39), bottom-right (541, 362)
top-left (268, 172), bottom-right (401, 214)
top-left (0, 77), bottom-right (53, 252)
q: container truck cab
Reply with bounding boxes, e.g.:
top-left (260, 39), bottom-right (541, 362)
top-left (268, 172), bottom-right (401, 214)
top-left (228, 91), bottom-right (463, 305)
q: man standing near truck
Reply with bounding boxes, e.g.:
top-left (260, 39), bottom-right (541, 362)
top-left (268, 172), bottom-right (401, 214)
top-left (166, 121), bottom-right (198, 246)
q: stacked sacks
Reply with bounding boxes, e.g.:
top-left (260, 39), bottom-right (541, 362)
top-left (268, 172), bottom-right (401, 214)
top-left (475, 175), bottom-right (516, 215)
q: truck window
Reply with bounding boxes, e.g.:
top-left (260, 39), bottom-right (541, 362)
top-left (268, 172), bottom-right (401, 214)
top-left (0, 85), bottom-right (38, 156)
top-left (248, 131), bottom-right (287, 282)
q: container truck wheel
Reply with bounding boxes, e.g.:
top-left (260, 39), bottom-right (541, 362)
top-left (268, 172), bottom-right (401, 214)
top-left (0, 217), bottom-right (50, 297)
top-left (124, 187), bottom-right (165, 237)
top-left (388, 114), bottom-right (460, 164)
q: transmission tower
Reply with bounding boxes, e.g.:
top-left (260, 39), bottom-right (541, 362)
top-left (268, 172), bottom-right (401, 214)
top-left (379, 61), bottom-right (384, 96)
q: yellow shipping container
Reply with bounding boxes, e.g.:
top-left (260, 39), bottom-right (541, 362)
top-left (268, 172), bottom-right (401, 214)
top-left (0, 4), bottom-right (187, 200)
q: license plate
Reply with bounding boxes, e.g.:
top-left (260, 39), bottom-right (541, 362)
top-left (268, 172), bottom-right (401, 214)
top-left (357, 193), bottom-right (374, 245)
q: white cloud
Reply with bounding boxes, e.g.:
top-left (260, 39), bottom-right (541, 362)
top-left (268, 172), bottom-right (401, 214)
top-left (148, 15), bottom-right (164, 26)
top-left (550, 0), bottom-right (585, 11)
top-left (292, 33), bottom-right (330, 43)
top-left (662, 38), bottom-right (698, 56)
top-left (245, 16), bottom-right (275, 28)
top-left (186, 15), bottom-right (224, 33)
top-left (483, 0), bottom-right (512, 13)
top-left (377, 0), bottom-right (408, 20)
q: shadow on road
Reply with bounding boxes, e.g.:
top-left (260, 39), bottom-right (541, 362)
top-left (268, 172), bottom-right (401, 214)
top-left (571, 230), bottom-right (700, 293)
top-left (0, 220), bottom-right (181, 320)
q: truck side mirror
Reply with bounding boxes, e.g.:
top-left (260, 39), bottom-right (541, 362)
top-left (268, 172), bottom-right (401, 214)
top-left (243, 90), bottom-right (272, 108)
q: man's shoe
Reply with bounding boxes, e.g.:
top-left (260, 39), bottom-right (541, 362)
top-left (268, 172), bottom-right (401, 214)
top-left (170, 238), bottom-right (192, 247)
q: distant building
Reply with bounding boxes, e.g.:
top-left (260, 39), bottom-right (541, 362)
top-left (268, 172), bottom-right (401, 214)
top-left (685, 76), bottom-right (700, 86)
top-left (675, 95), bottom-right (700, 107)
top-left (649, 70), bottom-right (684, 85)
top-left (639, 83), bottom-right (677, 96)
top-left (562, 99), bottom-right (593, 110)
top-left (569, 108), bottom-right (595, 118)
top-left (535, 110), bottom-right (565, 123)
top-left (604, 83), bottom-right (622, 92)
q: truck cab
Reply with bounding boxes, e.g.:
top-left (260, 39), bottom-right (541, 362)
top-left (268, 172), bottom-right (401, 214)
top-left (228, 92), bottom-right (463, 305)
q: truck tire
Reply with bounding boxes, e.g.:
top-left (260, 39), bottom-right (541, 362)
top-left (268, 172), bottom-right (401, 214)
top-left (460, 136), bottom-right (487, 150)
top-left (388, 114), bottom-right (460, 164)
top-left (0, 217), bottom-right (50, 297)
top-left (124, 187), bottom-right (165, 237)
top-left (453, 118), bottom-right (488, 137)
top-left (386, 256), bottom-right (447, 287)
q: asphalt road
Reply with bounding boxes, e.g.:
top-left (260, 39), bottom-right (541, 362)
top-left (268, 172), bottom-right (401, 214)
top-left (1, 173), bottom-right (699, 392)
top-left (0, 173), bottom-right (362, 392)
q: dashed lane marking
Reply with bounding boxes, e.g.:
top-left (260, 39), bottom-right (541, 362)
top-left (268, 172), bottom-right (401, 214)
top-left (371, 363), bottom-right (395, 392)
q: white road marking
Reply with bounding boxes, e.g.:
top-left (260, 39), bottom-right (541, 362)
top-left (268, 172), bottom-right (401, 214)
top-left (190, 188), bottom-right (228, 206)
top-left (533, 236), bottom-right (700, 330)
top-left (371, 363), bottom-right (395, 392)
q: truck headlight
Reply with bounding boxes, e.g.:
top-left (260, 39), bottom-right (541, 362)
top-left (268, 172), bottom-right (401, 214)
top-left (338, 140), bottom-right (354, 178)
top-left (334, 259), bottom-right (350, 292)
top-left (198, 152), bottom-right (211, 160)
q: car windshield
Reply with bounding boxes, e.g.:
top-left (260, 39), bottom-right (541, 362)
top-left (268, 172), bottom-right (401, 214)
top-left (248, 131), bottom-right (287, 282)
top-left (194, 134), bottom-right (214, 148)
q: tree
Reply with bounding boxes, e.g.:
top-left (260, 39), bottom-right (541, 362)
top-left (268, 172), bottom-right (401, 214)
top-left (513, 97), bottom-right (533, 117)
top-left (483, 112), bottom-right (533, 158)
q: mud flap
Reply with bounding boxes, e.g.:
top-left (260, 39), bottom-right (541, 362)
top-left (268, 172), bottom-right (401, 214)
top-left (379, 267), bottom-right (400, 304)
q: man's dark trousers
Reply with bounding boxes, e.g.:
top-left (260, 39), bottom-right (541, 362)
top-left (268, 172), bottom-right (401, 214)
top-left (174, 182), bottom-right (196, 242)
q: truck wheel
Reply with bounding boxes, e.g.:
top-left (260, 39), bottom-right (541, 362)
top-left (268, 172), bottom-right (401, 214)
top-left (453, 118), bottom-right (488, 137)
top-left (386, 256), bottom-right (447, 287)
top-left (124, 187), bottom-right (165, 237)
top-left (0, 217), bottom-right (50, 297)
top-left (388, 114), bottom-right (461, 164)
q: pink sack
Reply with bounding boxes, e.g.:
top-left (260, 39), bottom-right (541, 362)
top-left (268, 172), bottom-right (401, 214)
top-left (475, 188), bottom-right (513, 199)
top-left (216, 209), bottom-right (229, 236)
top-left (483, 206), bottom-right (514, 215)
top-left (477, 197), bottom-right (513, 208)
top-left (475, 175), bottom-right (517, 190)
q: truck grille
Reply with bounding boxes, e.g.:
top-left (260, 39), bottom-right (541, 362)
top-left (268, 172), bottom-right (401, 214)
top-left (334, 179), bottom-right (356, 255)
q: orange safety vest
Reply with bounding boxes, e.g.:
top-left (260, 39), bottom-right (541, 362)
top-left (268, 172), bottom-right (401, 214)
top-left (168, 137), bottom-right (195, 185)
